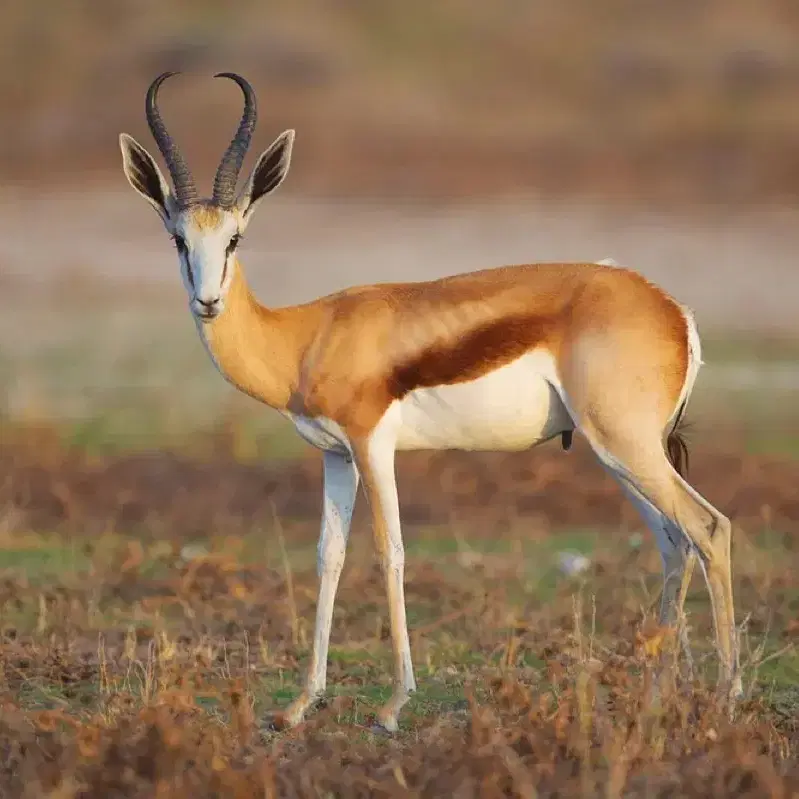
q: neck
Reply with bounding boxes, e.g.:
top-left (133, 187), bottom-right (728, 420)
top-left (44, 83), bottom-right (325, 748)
top-left (195, 261), bottom-right (305, 411)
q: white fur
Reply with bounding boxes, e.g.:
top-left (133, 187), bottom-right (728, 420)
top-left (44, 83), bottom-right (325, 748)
top-left (362, 412), bottom-right (417, 730)
top-left (394, 349), bottom-right (572, 451)
top-left (119, 129), bottom-right (294, 326)
top-left (287, 412), bottom-right (351, 455)
top-left (282, 450), bottom-right (359, 726)
top-left (308, 452), bottom-right (358, 692)
top-left (287, 349), bottom-right (573, 457)
top-left (670, 304), bottom-right (703, 426)
top-left (284, 351), bottom-right (574, 729)
top-left (176, 213), bottom-right (240, 318)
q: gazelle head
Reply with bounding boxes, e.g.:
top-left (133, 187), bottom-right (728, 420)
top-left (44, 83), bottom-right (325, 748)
top-left (119, 72), bottom-right (294, 322)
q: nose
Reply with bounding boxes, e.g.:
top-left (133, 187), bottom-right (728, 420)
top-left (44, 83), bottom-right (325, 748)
top-left (195, 296), bottom-right (222, 320)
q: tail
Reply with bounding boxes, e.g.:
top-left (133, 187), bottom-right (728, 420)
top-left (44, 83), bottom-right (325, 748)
top-left (667, 304), bottom-right (702, 480)
top-left (666, 401), bottom-right (691, 478)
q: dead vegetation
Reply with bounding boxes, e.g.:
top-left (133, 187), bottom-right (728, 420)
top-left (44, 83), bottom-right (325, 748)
top-left (2, 424), bottom-right (799, 796)
top-left (4, 421), bottom-right (799, 541)
top-left (4, 6), bottom-right (799, 791)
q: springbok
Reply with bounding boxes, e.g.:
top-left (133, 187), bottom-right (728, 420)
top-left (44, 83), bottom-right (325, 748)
top-left (120, 71), bottom-right (740, 732)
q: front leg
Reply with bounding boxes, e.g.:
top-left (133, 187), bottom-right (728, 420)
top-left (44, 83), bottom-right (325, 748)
top-left (281, 450), bottom-right (359, 727)
top-left (354, 429), bottom-right (416, 733)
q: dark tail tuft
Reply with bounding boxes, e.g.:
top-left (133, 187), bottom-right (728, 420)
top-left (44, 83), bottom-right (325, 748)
top-left (666, 400), bottom-right (691, 478)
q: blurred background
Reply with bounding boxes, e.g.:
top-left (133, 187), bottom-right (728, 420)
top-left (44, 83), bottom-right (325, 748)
top-left (5, 6), bottom-right (799, 789)
top-left (2, 0), bottom-right (799, 450)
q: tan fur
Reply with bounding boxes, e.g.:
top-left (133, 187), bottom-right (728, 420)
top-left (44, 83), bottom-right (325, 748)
top-left (187, 202), bottom-right (229, 229)
top-left (202, 260), bottom-right (688, 440)
top-left (195, 254), bottom-right (739, 731)
top-left (200, 266), bottom-right (316, 409)
top-left (120, 79), bottom-right (736, 733)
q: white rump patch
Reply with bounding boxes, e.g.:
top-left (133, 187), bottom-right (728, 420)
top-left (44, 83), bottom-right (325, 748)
top-left (670, 304), bottom-right (703, 425)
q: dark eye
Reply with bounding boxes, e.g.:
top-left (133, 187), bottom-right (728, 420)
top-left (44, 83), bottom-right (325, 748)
top-left (226, 233), bottom-right (241, 254)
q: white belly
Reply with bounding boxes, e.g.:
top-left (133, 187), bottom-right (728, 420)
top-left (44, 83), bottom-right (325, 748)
top-left (394, 350), bottom-right (572, 452)
top-left (287, 412), bottom-right (351, 455)
top-left (286, 351), bottom-right (573, 455)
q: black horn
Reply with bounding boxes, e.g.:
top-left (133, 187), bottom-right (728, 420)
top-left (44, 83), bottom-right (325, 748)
top-left (145, 71), bottom-right (199, 208)
top-left (211, 72), bottom-right (258, 207)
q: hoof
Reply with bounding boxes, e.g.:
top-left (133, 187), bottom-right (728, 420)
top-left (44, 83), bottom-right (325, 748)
top-left (368, 721), bottom-right (395, 736)
top-left (264, 695), bottom-right (329, 733)
top-left (260, 711), bottom-right (289, 733)
top-left (373, 712), bottom-right (400, 734)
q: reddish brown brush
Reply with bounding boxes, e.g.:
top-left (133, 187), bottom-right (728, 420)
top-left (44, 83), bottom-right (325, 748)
top-left (1, 664), bottom-right (798, 797)
top-left (2, 428), bottom-right (799, 796)
top-left (5, 427), bottom-right (799, 542)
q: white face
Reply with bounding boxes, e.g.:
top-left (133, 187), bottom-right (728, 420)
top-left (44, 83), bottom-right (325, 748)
top-left (171, 204), bottom-right (243, 322)
top-left (119, 128), bottom-right (295, 324)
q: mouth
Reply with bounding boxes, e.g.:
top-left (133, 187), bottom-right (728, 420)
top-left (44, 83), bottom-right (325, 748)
top-left (194, 308), bottom-right (220, 322)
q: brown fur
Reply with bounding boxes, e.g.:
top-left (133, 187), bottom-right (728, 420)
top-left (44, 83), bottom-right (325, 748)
top-left (188, 202), bottom-right (227, 228)
top-left (121, 107), bottom-right (734, 732)
top-left (201, 260), bottom-right (690, 441)
top-left (389, 313), bottom-right (558, 398)
top-left (193, 253), bottom-right (740, 731)
top-left (666, 405), bottom-right (691, 478)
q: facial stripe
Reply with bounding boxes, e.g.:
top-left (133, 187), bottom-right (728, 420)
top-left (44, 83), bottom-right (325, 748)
top-left (221, 233), bottom-right (241, 284)
top-left (171, 204), bottom-right (244, 309)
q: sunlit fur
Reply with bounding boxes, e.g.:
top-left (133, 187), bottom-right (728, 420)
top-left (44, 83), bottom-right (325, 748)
top-left (120, 127), bottom-right (740, 734)
top-left (119, 128), bottom-right (294, 325)
top-left (174, 204), bottom-right (241, 320)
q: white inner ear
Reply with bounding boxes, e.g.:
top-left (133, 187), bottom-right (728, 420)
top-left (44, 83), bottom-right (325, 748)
top-left (119, 134), bottom-right (176, 227)
top-left (236, 130), bottom-right (295, 222)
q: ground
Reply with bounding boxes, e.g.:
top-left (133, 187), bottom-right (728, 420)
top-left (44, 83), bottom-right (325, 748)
top-left (2, 189), bottom-right (799, 795)
top-left (3, 3), bottom-right (799, 788)
top-left (2, 423), bottom-right (799, 796)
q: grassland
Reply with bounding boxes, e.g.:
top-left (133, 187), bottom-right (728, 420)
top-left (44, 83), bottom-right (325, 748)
top-left (3, 402), bottom-right (799, 796)
top-left (2, 179), bottom-right (799, 793)
top-left (5, 25), bottom-right (799, 781)
top-left (1, 187), bottom-right (799, 794)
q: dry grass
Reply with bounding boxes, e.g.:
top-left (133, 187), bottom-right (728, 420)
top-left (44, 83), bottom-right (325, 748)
top-left (5, 5), bottom-right (799, 792)
top-left (2, 426), bottom-right (799, 795)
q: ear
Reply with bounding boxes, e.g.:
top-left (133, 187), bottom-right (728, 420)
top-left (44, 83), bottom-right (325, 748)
top-left (119, 133), bottom-right (175, 225)
top-left (236, 130), bottom-right (295, 223)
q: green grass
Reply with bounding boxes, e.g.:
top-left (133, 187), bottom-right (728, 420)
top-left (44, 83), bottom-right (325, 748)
top-left (0, 535), bottom-right (91, 580)
top-left (0, 545), bottom-right (84, 577)
top-left (4, 524), bottom-right (798, 715)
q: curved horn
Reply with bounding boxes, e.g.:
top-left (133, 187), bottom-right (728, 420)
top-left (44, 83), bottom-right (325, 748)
top-left (145, 71), bottom-right (199, 208)
top-left (211, 72), bottom-right (258, 207)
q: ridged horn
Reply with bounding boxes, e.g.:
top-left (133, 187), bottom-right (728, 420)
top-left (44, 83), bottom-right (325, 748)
top-left (211, 72), bottom-right (258, 207)
top-left (145, 71), bottom-right (199, 208)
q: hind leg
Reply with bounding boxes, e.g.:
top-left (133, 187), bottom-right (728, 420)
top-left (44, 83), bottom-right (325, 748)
top-left (578, 421), bottom-right (740, 704)
top-left (674, 548), bottom-right (698, 671)
top-left (619, 482), bottom-right (697, 678)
